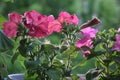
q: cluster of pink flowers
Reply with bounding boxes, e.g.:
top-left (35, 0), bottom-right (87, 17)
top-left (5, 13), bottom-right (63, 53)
top-left (58, 11), bottom-right (79, 25)
top-left (3, 10), bottom-right (103, 57)
top-left (76, 27), bottom-right (98, 56)
top-left (2, 10), bottom-right (79, 38)
top-left (2, 12), bottom-right (22, 38)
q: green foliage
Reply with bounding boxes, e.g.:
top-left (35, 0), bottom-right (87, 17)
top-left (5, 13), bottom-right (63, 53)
top-left (86, 68), bottom-right (102, 80)
top-left (0, 51), bottom-right (25, 78)
top-left (3, 0), bottom-right (14, 2)
top-left (0, 30), bottom-right (25, 79)
top-left (85, 28), bottom-right (120, 79)
top-left (0, 30), bottom-right (14, 53)
top-left (0, 15), bottom-right (6, 28)
top-left (46, 69), bottom-right (62, 80)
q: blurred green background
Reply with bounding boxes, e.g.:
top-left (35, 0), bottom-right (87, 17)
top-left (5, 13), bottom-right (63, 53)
top-left (0, 0), bottom-right (120, 76)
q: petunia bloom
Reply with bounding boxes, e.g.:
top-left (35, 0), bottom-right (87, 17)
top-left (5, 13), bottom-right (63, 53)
top-left (24, 10), bottom-right (42, 27)
top-left (76, 27), bottom-right (98, 48)
top-left (81, 27), bottom-right (98, 38)
top-left (8, 12), bottom-right (22, 24)
top-left (76, 37), bottom-right (93, 48)
top-left (112, 34), bottom-right (120, 52)
top-left (2, 22), bottom-right (18, 38)
top-left (48, 20), bottom-right (62, 34)
top-left (76, 27), bottom-right (98, 56)
top-left (24, 10), bottom-right (62, 38)
top-left (58, 11), bottom-right (79, 25)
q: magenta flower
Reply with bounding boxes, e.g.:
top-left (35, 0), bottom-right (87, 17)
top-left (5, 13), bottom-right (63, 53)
top-left (24, 10), bottom-right (62, 38)
top-left (24, 10), bottom-right (43, 28)
top-left (76, 27), bottom-right (98, 48)
top-left (112, 34), bottom-right (120, 52)
top-left (2, 12), bottom-right (21, 38)
top-left (81, 27), bottom-right (98, 38)
top-left (58, 11), bottom-right (79, 25)
top-left (2, 22), bottom-right (18, 38)
top-left (76, 27), bottom-right (98, 56)
top-left (76, 37), bottom-right (93, 48)
top-left (25, 15), bottom-right (50, 38)
top-left (48, 20), bottom-right (62, 34)
top-left (8, 12), bottom-right (22, 24)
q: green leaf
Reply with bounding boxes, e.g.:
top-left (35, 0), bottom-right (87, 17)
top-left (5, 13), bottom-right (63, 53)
top-left (11, 52), bottom-right (19, 64)
top-left (86, 68), bottom-right (103, 80)
top-left (70, 52), bottom-right (78, 58)
top-left (0, 63), bottom-right (8, 77)
top-left (41, 44), bottom-right (54, 52)
top-left (0, 52), bottom-right (25, 74)
top-left (18, 39), bottom-right (27, 57)
top-left (46, 69), bottom-right (62, 80)
top-left (0, 15), bottom-right (7, 28)
top-left (62, 46), bottom-right (76, 59)
top-left (24, 60), bottom-right (39, 69)
top-left (0, 30), bottom-right (14, 53)
top-left (53, 59), bottom-right (63, 67)
top-left (86, 51), bottom-right (105, 60)
top-left (113, 56), bottom-right (120, 64)
top-left (4, 0), bottom-right (14, 2)
top-left (24, 72), bottom-right (38, 80)
top-left (0, 68), bottom-right (8, 77)
top-left (71, 74), bottom-right (79, 80)
top-left (60, 45), bottom-right (68, 53)
top-left (72, 60), bottom-right (87, 70)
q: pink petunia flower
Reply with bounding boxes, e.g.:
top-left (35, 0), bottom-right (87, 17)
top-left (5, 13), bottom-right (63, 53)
top-left (2, 22), bottom-right (18, 38)
top-left (76, 37), bottom-right (93, 48)
top-left (48, 20), bottom-right (62, 34)
top-left (76, 27), bottom-right (98, 48)
top-left (112, 34), bottom-right (120, 52)
top-left (58, 11), bottom-right (79, 25)
top-left (24, 10), bottom-right (62, 38)
top-left (8, 12), bottom-right (22, 24)
top-left (76, 27), bottom-right (98, 56)
top-left (24, 10), bottom-right (43, 28)
top-left (81, 27), bottom-right (98, 38)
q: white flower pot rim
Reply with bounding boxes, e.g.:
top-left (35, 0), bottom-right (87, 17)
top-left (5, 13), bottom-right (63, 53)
top-left (8, 73), bottom-right (24, 80)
